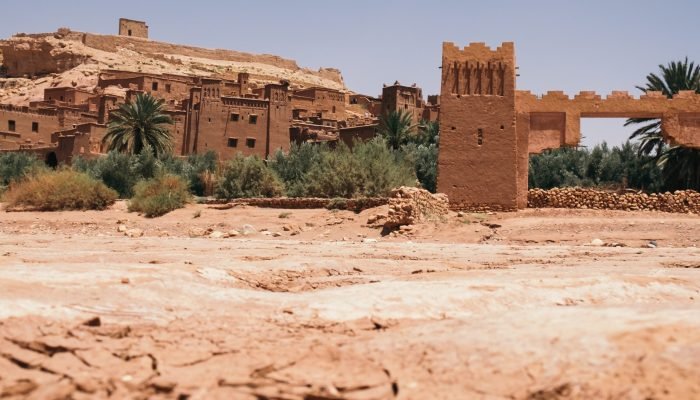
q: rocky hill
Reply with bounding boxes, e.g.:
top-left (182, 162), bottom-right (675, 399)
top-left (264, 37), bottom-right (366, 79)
top-left (0, 28), bottom-right (346, 105)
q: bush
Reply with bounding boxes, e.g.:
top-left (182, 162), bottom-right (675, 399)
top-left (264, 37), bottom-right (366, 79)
top-left (270, 143), bottom-right (322, 197)
top-left (401, 143), bottom-right (438, 193)
top-left (128, 174), bottom-right (191, 217)
top-left (215, 154), bottom-right (284, 199)
top-left (3, 170), bottom-right (117, 211)
top-left (160, 151), bottom-right (218, 196)
top-left (0, 152), bottom-right (45, 192)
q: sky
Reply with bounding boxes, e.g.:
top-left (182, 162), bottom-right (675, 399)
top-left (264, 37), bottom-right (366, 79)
top-left (2, 0), bottom-right (699, 147)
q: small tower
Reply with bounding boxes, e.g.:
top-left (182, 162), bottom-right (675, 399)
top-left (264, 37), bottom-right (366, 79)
top-left (437, 42), bottom-right (518, 210)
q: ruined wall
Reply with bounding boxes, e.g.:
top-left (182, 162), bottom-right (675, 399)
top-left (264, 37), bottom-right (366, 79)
top-left (118, 19), bottom-right (148, 39)
top-left (339, 124), bottom-right (377, 147)
top-left (437, 42), bottom-right (518, 210)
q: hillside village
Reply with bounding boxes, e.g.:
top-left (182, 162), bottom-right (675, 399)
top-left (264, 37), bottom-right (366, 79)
top-left (0, 18), bottom-right (439, 165)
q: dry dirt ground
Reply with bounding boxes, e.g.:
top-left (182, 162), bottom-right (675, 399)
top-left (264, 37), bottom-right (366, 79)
top-left (1, 201), bottom-right (699, 399)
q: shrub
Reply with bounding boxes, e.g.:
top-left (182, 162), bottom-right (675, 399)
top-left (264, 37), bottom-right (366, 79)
top-left (304, 143), bottom-right (363, 198)
top-left (3, 169), bottom-right (117, 211)
top-left (215, 154), bottom-right (283, 199)
top-left (270, 143), bottom-right (322, 197)
top-left (401, 143), bottom-right (438, 193)
top-left (128, 174), bottom-right (191, 217)
top-left (354, 138), bottom-right (416, 196)
top-left (160, 151), bottom-right (218, 196)
top-left (0, 152), bottom-right (45, 192)
top-left (73, 149), bottom-right (161, 198)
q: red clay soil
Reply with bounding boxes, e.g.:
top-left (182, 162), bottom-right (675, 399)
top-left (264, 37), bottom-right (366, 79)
top-left (1, 201), bottom-right (699, 399)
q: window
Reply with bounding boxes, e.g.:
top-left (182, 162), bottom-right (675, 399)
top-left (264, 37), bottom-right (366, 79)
top-left (128, 29), bottom-right (132, 36)
top-left (230, 113), bottom-right (239, 122)
top-left (8, 120), bottom-right (15, 132)
top-left (227, 138), bottom-right (238, 148)
top-left (60, 96), bottom-right (64, 101)
top-left (249, 115), bottom-right (258, 124)
top-left (246, 138), bottom-right (256, 148)
top-left (477, 128), bottom-right (483, 146)
top-left (165, 84), bottom-right (171, 93)
top-left (152, 82), bottom-right (159, 91)
top-left (32, 122), bottom-right (38, 133)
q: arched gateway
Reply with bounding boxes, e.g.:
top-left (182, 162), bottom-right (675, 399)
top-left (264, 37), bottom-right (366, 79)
top-left (437, 42), bottom-right (700, 210)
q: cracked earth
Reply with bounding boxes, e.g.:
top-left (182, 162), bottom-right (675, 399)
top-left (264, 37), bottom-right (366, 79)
top-left (1, 202), bottom-right (700, 399)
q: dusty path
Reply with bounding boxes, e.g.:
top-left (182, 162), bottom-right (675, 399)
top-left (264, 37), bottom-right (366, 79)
top-left (1, 203), bottom-right (699, 399)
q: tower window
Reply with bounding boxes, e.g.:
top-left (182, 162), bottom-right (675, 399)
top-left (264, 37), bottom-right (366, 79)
top-left (152, 82), bottom-right (159, 91)
top-left (32, 122), bottom-right (39, 133)
top-left (249, 115), bottom-right (258, 124)
top-left (227, 138), bottom-right (238, 148)
top-left (246, 138), bottom-right (256, 148)
top-left (8, 120), bottom-right (15, 132)
top-left (477, 128), bottom-right (484, 146)
top-left (230, 113), bottom-right (240, 121)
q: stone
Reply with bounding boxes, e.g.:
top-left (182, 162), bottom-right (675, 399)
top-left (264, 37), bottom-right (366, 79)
top-left (591, 238), bottom-right (604, 246)
top-left (363, 238), bottom-right (378, 244)
top-left (125, 228), bottom-right (143, 238)
top-left (188, 227), bottom-right (207, 238)
top-left (209, 230), bottom-right (225, 239)
top-left (116, 224), bottom-right (127, 233)
top-left (226, 230), bottom-right (240, 237)
top-left (271, 232), bottom-right (282, 237)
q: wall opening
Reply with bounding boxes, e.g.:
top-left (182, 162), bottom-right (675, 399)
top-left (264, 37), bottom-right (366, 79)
top-left (246, 138), bottom-right (256, 148)
top-left (249, 115), bottom-right (258, 124)
top-left (32, 122), bottom-right (39, 133)
top-left (227, 138), bottom-right (238, 148)
top-left (477, 128), bottom-right (483, 146)
top-left (8, 120), bottom-right (15, 132)
top-left (580, 118), bottom-right (639, 149)
top-left (45, 152), bottom-right (58, 169)
top-left (128, 29), bottom-right (132, 36)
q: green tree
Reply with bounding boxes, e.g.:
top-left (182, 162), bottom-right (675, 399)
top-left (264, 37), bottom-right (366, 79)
top-left (625, 58), bottom-right (700, 190)
top-left (378, 110), bottom-right (417, 150)
top-left (102, 93), bottom-right (174, 157)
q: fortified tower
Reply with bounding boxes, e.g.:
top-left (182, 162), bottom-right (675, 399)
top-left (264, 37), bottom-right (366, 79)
top-left (437, 42), bottom-right (521, 210)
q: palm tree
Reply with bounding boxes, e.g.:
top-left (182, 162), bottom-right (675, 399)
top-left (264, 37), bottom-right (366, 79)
top-left (378, 110), bottom-right (417, 150)
top-left (102, 93), bottom-right (174, 157)
top-left (625, 58), bottom-right (700, 190)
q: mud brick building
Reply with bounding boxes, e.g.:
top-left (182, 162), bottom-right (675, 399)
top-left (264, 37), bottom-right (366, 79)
top-left (118, 18), bottom-right (148, 39)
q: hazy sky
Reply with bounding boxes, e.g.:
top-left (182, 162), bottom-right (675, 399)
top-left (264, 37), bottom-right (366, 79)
top-left (2, 0), bottom-right (698, 147)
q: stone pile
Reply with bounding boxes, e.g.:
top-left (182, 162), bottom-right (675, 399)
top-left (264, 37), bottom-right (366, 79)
top-left (368, 187), bottom-right (449, 230)
top-left (528, 188), bottom-right (700, 213)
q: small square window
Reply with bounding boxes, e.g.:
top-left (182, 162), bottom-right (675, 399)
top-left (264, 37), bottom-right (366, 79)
top-left (152, 82), bottom-right (158, 91)
top-left (230, 113), bottom-right (239, 122)
top-left (32, 122), bottom-right (38, 133)
top-left (246, 138), bottom-right (256, 148)
top-left (249, 115), bottom-right (258, 124)
top-left (8, 120), bottom-right (15, 132)
top-left (227, 138), bottom-right (238, 148)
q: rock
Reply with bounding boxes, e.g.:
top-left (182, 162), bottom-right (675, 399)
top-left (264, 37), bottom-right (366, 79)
top-left (116, 224), bottom-right (127, 233)
top-left (125, 228), bottom-right (143, 238)
top-left (82, 316), bottom-right (101, 327)
top-left (363, 238), bottom-right (378, 244)
top-left (241, 224), bottom-right (256, 235)
top-left (188, 227), bottom-right (207, 237)
top-left (271, 232), bottom-right (282, 237)
top-left (208, 230), bottom-right (225, 239)
top-left (226, 230), bottom-right (240, 237)
top-left (121, 277), bottom-right (130, 284)
top-left (456, 211), bottom-right (465, 217)
top-left (591, 238), bottom-right (604, 246)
